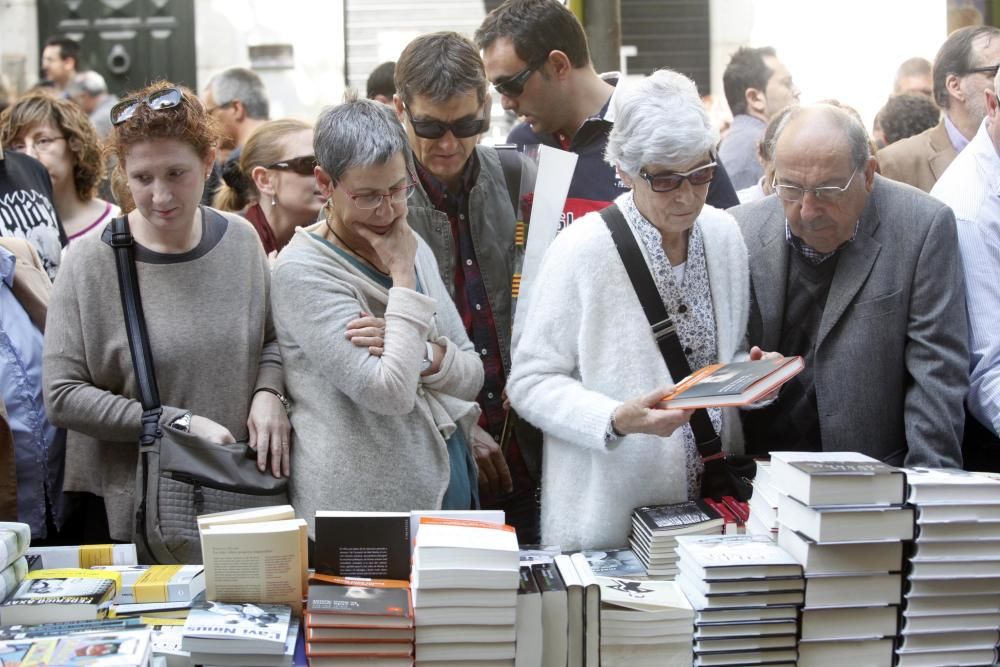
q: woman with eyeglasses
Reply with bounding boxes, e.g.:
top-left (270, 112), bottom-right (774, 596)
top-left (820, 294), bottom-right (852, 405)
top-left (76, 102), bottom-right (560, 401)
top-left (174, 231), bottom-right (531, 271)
top-left (271, 97), bottom-right (485, 544)
top-left (213, 118), bottom-right (325, 257)
top-left (43, 82), bottom-right (291, 546)
top-left (0, 91), bottom-right (120, 245)
top-left (508, 69), bottom-right (776, 551)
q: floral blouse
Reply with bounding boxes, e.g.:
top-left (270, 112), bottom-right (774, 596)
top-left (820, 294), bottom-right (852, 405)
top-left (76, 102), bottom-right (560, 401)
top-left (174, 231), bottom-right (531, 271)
top-left (619, 191), bottom-right (722, 499)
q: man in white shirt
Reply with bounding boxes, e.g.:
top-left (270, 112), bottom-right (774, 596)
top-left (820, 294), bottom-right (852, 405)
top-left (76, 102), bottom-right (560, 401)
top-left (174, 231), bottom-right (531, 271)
top-left (930, 70), bottom-right (1000, 470)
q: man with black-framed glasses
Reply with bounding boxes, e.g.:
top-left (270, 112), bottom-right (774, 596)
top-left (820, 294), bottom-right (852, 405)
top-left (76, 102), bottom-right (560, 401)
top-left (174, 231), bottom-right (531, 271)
top-left (393, 31), bottom-right (542, 543)
top-left (731, 104), bottom-right (967, 470)
top-left (880, 25), bottom-right (1000, 192)
top-left (475, 0), bottom-right (740, 228)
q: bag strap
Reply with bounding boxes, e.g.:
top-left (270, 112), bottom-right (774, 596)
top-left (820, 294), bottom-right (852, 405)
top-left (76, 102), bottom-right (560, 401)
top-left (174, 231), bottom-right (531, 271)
top-left (494, 144), bottom-right (522, 218)
top-left (598, 204), bottom-right (722, 460)
top-left (110, 216), bottom-right (163, 446)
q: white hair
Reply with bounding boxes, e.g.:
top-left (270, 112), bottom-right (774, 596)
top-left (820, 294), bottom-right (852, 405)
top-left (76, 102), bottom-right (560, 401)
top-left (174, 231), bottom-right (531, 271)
top-left (66, 70), bottom-right (107, 97)
top-left (605, 69), bottom-right (718, 178)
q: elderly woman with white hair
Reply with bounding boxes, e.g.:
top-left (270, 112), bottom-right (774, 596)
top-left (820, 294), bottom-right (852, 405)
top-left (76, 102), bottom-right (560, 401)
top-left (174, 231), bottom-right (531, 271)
top-left (508, 69), bottom-right (763, 551)
top-left (270, 97), bottom-right (485, 543)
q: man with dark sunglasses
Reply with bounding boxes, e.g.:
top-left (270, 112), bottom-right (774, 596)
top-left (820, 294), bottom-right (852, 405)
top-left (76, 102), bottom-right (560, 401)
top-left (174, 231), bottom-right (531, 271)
top-left (475, 0), bottom-right (740, 228)
top-left (393, 31), bottom-right (541, 543)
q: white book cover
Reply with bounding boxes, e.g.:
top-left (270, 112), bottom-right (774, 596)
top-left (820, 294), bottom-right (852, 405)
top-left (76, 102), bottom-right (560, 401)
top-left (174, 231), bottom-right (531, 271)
top-left (409, 510), bottom-right (505, 546)
top-left (904, 468), bottom-right (1000, 505)
top-left (675, 534), bottom-right (801, 574)
top-left (770, 452), bottom-right (903, 507)
top-left (597, 577), bottom-right (692, 616)
top-left (777, 495), bottom-right (914, 543)
top-left (896, 648), bottom-right (999, 667)
top-left (413, 519), bottom-right (519, 572)
top-left (182, 602), bottom-right (290, 650)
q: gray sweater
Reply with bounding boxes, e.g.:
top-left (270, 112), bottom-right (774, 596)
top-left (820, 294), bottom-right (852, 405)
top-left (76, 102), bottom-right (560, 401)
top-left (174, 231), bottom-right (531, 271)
top-left (43, 210), bottom-right (282, 540)
top-left (271, 225), bottom-right (484, 538)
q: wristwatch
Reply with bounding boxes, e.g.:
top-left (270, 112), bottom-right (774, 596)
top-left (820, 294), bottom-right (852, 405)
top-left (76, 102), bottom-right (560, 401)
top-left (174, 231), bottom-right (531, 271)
top-left (421, 341), bottom-right (435, 372)
top-left (254, 387), bottom-right (291, 415)
top-left (172, 411), bottom-right (193, 433)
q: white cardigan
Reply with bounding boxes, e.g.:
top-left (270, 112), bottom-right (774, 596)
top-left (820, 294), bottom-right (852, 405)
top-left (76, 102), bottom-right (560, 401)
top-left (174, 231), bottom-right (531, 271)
top-left (507, 204), bottom-right (750, 551)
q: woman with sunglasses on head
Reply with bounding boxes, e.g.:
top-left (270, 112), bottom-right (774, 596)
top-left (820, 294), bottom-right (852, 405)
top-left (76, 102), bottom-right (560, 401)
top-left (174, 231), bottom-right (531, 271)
top-left (0, 91), bottom-right (120, 246)
top-left (214, 118), bottom-right (325, 257)
top-left (271, 97), bottom-right (485, 546)
top-left (508, 69), bottom-right (778, 551)
top-left (43, 82), bottom-right (290, 545)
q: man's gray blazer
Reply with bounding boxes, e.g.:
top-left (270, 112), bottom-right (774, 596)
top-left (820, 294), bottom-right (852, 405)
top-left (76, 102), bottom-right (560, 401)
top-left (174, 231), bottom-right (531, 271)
top-left (730, 174), bottom-right (968, 468)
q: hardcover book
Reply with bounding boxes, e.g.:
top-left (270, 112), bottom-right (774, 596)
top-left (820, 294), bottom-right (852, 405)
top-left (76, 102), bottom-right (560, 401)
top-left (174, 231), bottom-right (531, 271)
top-left (660, 356), bottom-right (804, 409)
top-left (770, 451), bottom-right (905, 506)
top-left (314, 511), bottom-right (410, 580)
top-left (633, 500), bottom-right (725, 537)
top-left (777, 495), bottom-right (914, 543)
top-left (904, 467), bottom-right (1000, 504)
top-left (674, 534), bottom-right (803, 580)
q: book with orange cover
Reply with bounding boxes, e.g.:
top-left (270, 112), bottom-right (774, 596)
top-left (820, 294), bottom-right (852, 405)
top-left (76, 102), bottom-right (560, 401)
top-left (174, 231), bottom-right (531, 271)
top-left (306, 575), bottom-right (413, 630)
top-left (661, 357), bottom-right (804, 409)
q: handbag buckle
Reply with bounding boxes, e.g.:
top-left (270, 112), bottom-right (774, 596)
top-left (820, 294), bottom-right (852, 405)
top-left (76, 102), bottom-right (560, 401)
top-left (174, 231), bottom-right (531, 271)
top-left (651, 318), bottom-right (676, 340)
top-left (110, 231), bottom-right (134, 248)
top-left (139, 408), bottom-right (163, 447)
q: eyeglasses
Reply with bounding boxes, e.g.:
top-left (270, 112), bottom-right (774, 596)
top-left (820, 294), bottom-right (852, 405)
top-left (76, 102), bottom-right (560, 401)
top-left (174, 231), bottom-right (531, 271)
top-left (491, 54), bottom-right (549, 98)
top-left (965, 64), bottom-right (1000, 77)
top-left (773, 166), bottom-right (859, 203)
top-left (266, 155), bottom-right (317, 176)
top-left (8, 135), bottom-right (65, 155)
top-left (403, 106), bottom-right (489, 139)
top-left (638, 162), bottom-right (717, 193)
top-left (206, 100), bottom-right (237, 115)
top-left (339, 178), bottom-right (417, 210)
top-left (111, 87), bottom-right (184, 126)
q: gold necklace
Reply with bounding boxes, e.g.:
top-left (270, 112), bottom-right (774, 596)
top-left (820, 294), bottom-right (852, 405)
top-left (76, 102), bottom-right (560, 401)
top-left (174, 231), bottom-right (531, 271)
top-left (324, 216), bottom-right (390, 277)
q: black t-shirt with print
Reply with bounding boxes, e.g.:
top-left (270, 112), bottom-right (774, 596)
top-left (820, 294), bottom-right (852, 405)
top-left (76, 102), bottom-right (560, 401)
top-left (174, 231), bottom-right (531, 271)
top-left (0, 150), bottom-right (66, 279)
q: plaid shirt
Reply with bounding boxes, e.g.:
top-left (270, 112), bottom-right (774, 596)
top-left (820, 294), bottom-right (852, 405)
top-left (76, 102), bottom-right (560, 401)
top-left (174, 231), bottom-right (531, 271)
top-left (785, 218), bottom-right (860, 264)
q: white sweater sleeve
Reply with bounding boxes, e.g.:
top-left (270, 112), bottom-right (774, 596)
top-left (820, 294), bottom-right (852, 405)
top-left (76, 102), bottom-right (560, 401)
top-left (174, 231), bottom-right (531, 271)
top-left (507, 227), bottom-right (622, 452)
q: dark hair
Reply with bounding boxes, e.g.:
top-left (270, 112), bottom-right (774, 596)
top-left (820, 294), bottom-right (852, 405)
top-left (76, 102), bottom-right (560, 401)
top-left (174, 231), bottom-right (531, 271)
top-left (395, 32), bottom-right (487, 108)
top-left (107, 80), bottom-right (221, 211)
top-left (207, 67), bottom-right (270, 120)
top-left (0, 91), bottom-right (106, 201)
top-left (933, 25), bottom-right (1000, 109)
top-left (44, 36), bottom-right (80, 66)
top-left (475, 0), bottom-right (590, 69)
top-left (878, 93), bottom-right (941, 145)
top-left (366, 61), bottom-right (396, 100)
top-left (722, 46), bottom-right (777, 116)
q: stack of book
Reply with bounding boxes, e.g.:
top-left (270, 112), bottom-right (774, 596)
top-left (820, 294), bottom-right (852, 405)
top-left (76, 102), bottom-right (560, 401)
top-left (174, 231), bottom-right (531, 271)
top-left (0, 521), bottom-right (30, 601)
top-left (896, 468), bottom-right (1000, 667)
top-left (0, 567), bottom-right (121, 625)
top-left (411, 518), bottom-right (520, 664)
top-left (91, 564), bottom-right (205, 620)
top-left (630, 501), bottom-right (725, 578)
top-left (771, 451), bottom-right (909, 667)
top-left (597, 576), bottom-right (694, 666)
top-left (181, 601), bottom-right (298, 667)
top-left (676, 534), bottom-right (802, 667)
top-left (553, 553), bottom-right (600, 667)
top-left (746, 461), bottom-right (781, 537)
top-left (304, 574), bottom-right (414, 665)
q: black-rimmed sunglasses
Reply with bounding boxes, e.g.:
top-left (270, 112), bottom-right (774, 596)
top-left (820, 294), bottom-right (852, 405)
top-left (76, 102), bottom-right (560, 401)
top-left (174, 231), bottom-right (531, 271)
top-left (403, 106), bottom-right (489, 139)
top-left (266, 155), bottom-right (317, 176)
top-left (110, 87), bottom-right (184, 126)
top-left (639, 162), bottom-right (717, 193)
top-left (491, 57), bottom-right (550, 98)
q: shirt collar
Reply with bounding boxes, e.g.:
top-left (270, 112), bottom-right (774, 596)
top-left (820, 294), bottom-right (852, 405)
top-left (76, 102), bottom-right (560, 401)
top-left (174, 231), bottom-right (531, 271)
top-left (0, 246), bottom-right (15, 288)
top-left (944, 114), bottom-right (971, 154)
top-left (784, 218), bottom-right (860, 264)
top-left (414, 149), bottom-right (479, 206)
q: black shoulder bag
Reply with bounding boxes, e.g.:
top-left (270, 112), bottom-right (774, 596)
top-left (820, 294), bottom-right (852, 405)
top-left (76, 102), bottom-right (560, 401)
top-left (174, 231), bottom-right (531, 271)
top-left (111, 216), bottom-right (288, 564)
top-left (598, 204), bottom-right (755, 501)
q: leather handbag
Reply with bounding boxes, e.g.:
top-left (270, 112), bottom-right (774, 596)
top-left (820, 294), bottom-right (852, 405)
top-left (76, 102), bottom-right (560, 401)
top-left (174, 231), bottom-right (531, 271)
top-left (599, 204), bottom-right (754, 501)
top-left (111, 216), bottom-right (289, 564)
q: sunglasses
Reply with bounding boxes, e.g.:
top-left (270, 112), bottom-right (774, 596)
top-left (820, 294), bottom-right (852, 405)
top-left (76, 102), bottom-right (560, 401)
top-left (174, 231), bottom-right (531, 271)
top-left (110, 87), bottom-right (184, 126)
top-left (403, 106), bottom-right (489, 140)
top-left (491, 53), bottom-right (550, 98)
top-left (639, 162), bottom-right (717, 193)
top-left (266, 155), bottom-right (317, 176)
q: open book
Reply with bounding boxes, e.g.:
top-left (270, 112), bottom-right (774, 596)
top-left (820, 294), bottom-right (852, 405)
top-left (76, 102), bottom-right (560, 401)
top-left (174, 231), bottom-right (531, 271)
top-left (661, 357), bottom-right (804, 409)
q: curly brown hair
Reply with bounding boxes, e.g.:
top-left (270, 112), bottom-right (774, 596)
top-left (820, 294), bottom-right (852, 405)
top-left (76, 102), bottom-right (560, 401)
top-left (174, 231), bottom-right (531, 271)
top-left (0, 91), bottom-right (106, 201)
top-left (106, 80), bottom-right (221, 211)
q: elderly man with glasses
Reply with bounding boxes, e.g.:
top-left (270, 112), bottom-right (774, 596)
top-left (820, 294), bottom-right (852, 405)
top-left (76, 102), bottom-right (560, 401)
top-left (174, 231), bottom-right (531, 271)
top-left (392, 31), bottom-right (542, 543)
top-left (730, 104), bottom-right (968, 469)
top-left (879, 25), bottom-right (1000, 192)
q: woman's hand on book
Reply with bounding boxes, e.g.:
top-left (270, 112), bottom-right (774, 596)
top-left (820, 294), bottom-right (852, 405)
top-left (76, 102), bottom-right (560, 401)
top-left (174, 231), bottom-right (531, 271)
top-left (613, 387), bottom-right (694, 438)
top-left (749, 346), bottom-right (783, 362)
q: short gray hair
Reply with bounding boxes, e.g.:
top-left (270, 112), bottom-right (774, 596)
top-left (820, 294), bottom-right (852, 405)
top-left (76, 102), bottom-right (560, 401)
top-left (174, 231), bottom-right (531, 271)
top-left (314, 94), bottom-right (409, 182)
top-left (773, 104), bottom-right (872, 171)
top-left (207, 67), bottom-right (269, 119)
top-left (605, 69), bottom-right (718, 178)
top-left (66, 70), bottom-right (107, 97)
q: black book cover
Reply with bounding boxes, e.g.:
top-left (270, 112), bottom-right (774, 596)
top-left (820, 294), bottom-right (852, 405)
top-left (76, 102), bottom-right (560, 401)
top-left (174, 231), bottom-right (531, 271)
top-left (634, 500), bottom-right (722, 534)
top-left (308, 583), bottom-right (410, 618)
top-left (531, 561), bottom-right (565, 592)
top-left (518, 565), bottom-right (540, 595)
top-left (314, 512), bottom-right (410, 580)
